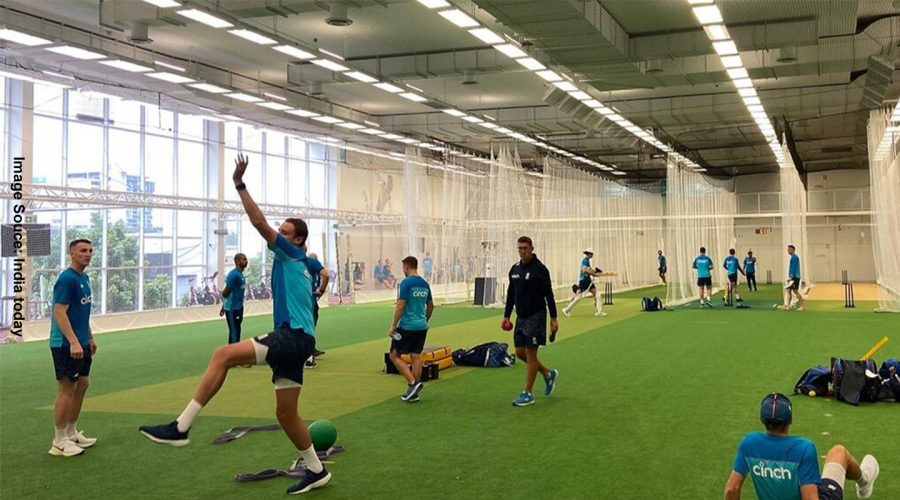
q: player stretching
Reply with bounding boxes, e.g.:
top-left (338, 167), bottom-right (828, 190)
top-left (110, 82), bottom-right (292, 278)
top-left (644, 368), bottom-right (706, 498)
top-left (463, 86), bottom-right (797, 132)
top-left (562, 248), bottom-right (605, 317)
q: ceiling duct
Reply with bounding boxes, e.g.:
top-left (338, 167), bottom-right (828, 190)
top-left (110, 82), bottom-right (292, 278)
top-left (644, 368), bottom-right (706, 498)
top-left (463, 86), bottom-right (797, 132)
top-left (860, 55), bottom-right (895, 108)
top-left (326, 2), bottom-right (352, 27)
top-left (776, 46), bottom-right (797, 63)
top-left (127, 22), bottom-right (152, 44)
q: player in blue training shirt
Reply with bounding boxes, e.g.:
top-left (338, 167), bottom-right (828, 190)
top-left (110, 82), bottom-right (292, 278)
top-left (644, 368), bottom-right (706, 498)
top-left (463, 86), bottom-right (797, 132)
top-left (725, 393), bottom-right (879, 500)
top-left (723, 248), bottom-right (745, 304)
top-left (140, 154), bottom-right (331, 495)
top-left (781, 245), bottom-right (806, 311)
top-left (562, 248), bottom-right (605, 317)
top-left (303, 250), bottom-right (329, 368)
top-left (692, 246), bottom-right (715, 307)
top-left (657, 250), bottom-right (667, 284)
top-left (387, 256), bottom-right (434, 403)
top-left (48, 239), bottom-right (98, 458)
top-left (744, 250), bottom-right (758, 291)
top-left (220, 253), bottom-right (247, 345)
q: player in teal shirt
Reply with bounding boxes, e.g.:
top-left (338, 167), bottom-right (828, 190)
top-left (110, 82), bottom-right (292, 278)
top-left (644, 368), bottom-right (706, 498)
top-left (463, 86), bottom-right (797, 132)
top-left (48, 239), bottom-right (98, 457)
top-left (563, 248), bottom-right (604, 317)
top-left (692, 247), bottom-right (715, 307)
top-left (725, 393), bottom-right (879, 500)
top-left (657, 250), bottom-right (667, 284)
top-left (388, 256), bottom-right (434, 403)
top-left (781, 245), bottom-right (805, 311)
top-left (140, 154), bottom-right (331, 495)
top-left (723, 248), bottom-right (745, 304)
top-left (744, 250), bottom-right (758, 291)
top-left (220, 253), bottom-right (247, 345)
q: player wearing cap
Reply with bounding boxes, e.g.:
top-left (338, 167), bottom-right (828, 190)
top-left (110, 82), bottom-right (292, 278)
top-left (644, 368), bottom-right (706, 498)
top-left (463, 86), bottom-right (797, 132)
top-left (562, 247), bottom-right (605, 317)
top-left (724, 393), bottom-right (879, 500)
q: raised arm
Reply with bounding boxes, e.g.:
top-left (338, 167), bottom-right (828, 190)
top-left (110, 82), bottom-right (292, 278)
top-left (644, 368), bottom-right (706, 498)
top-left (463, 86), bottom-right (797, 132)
top-left (233, 154), bottom-right (277, 245)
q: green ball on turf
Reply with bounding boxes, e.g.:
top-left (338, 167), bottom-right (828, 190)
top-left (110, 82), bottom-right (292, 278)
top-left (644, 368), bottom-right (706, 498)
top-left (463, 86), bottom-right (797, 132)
top-left (309, 420), bottom-right (337, 452)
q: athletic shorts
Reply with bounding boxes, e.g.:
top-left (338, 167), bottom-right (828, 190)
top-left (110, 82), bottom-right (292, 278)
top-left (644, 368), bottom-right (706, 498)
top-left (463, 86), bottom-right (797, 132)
top-left (514, 312), bottom-right (547, 348)
top-left (390, 328), bottom-right (428, 355)
top-left (51, 346), bottom-right (92, 382)
top-left (253, 326), bottom-right (316, 388)
top-left (789, 277), bottom-right (800, 291)
top-left (577, 277), bottom-right (595, 293)
top-left (658, 267), bottom-right (667, 273)
top-left (728, 273), bottom-right (738, 284)
top-left (818, 462), bottom-right (846, 500)
top-left (746, 272), bottom-right (755, 280)
top-left (697, 277), bottom-right (712, 287)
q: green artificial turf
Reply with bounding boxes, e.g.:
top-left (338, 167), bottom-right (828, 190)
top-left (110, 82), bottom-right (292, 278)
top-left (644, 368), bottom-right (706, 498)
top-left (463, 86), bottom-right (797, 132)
top-left (1, 286), bottom-right (897, 499)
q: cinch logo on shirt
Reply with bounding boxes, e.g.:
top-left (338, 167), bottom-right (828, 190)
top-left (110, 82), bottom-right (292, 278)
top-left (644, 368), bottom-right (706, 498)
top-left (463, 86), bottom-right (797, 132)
top-left (411, 289), bottom-right (429, 298)
top-left (751, 461), bottom-right (793, 480)
top-left (80, 295), bottom-right (93, 305)
top-left (511, 274), bottom-right (521, 279)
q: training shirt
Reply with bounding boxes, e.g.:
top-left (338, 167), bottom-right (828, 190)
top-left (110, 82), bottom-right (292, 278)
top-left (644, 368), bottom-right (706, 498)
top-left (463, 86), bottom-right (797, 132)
top-left (268, 235), bottom-right (316, 335)
top-left (724, 255), bottom-right (741, 275)
top-left (658, 255), bottom-right (666, 269)
top-left (504, 254), bottom-right (558, 319)
top-left (223, 268), bottom-right (246, 311)
top-left (744, 256), bottom-right (757, 273)
top-left (49, 268), bottom-right (93, 348)
top-left (732, 432), bottom-right (821, 500)
top-left (397, 275), bottom-right (432, 331)
top-left (306, 257), bottom-right (324, 293)
top-left (579, 256), bottom-right (591, 281)
top-left (693, 254), bottom-right (714, 279)
top-left (788, 254), bottom-right (800, 279)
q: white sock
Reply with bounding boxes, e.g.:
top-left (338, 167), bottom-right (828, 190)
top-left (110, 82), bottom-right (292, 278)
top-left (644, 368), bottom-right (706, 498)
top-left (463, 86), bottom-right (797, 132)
top-left (54, 427), bottom-right (67, 443)
top-left (65, 422), bottom-right (76, 438)
top-left (594, 295), bottom-right (601, 313)
top-left (176, 400), bottom-right (203, 433)
top-left (299, 445), bottom-right (324, 473)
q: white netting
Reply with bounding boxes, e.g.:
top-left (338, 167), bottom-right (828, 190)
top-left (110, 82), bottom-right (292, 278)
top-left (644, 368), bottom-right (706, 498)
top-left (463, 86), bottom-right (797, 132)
top-left (778, 137), bottom-right (810, 297)
top-left (867, 107), bottom-right (900, 312)
top-left (665, 156), bottom-right (736, 306)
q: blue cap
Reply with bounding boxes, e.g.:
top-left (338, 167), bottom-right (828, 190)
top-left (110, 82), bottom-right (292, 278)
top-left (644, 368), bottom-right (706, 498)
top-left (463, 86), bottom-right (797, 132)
top-left (760, 393), bottom-right (793, 426)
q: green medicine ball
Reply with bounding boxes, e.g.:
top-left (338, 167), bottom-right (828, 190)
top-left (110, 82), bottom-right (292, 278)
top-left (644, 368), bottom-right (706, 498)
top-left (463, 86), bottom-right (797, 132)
top-left (309, 420), bottom-right (337, 452)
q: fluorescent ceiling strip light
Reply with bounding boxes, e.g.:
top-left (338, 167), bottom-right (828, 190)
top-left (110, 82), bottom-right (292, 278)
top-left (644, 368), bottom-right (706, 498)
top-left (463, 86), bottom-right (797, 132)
top-left (345, 71), bottom-right (378, 83)
top-left (45, 45), bottom-right (106, 60)
top-left (416, 0), bottom-right (450, 8)
top-left (405, 83), bottom-right (424, 92)
top-left (155, 60), bottom-right (186, 72)
top-left (495, 127), bottom-right (513, 134)
top-left (381, 133), bottom-right (403, 140)
top-left (318, 48), bottom-right (344, 61)
top-left (399, 92), bottom-right (427, 102)
top-left (442, 109), bottom-right (466, 117)
top-left (0, 28), bottom-right (51, 46)
top-left (257, 101), bottom-right (292, 111)
top-left (99, 59), bottom-right (154, 72)
top-left (188, 82), bottom-right (230, 93)
top-left (462, 116), bottom-right (484, 123)
top-left (568, 91), bottom-right (591, 101)
top-left (147, 71), bottom-right (195, 83)
top-left (374, 82), bottom-right (403, 93)
top-left (361, 128), bottom-right (385, 135)
top-left (286, 108), bottom-right (319, 118)
top-left (516, 57), bottom-right (546, 71)
top-left (364, 120), bottom-right (380, 127)
top-left (692, 5), bottom-right (723, 24)
top-left (176, 9), bottom-right (234, 28)
top-left (478, 122), bottom-right (499, 130)
top-left (536, 70), bottom-right (562, 82)
top-left (143, 0), bottom-right (181, 7)
top-left (733, 78), bottom-right (753, 88)
top-left (469, 28), bottom-right (504, 44)
top-left (226, 92), bottom-right (263, 102)
top-left (553, 81), bottom-right (578, 92)
top-left (720, 55), bottom-right (743, 68)
top-left (688, 0), bottom-right (715, 4)
top-left (264, 92), bottom-right (287, 101)
top-left (229, 29), bottom-right (277, 45)
top-left (712, 40), bottom-right (738, 56)
top-left (312, 115), bottom-right (344, 124)
top-left (273, 45), bottom-right (316, 60)
top-left (726, 67), bottom-right (749, 80)
top-left (438, 9), bottom-right (479, 28)
top-left (494, 43), bottom-right (527, 59)
top-left (738, 87), bottom-right (757, 98)
top-left (337, 122), bottom-right (365, 130)
top-left (703, 24), bottom-right (730, 41)
top-left (311, 59), bottom-right (349, 72)
top-left (398, 138), bottom-right (418, 144)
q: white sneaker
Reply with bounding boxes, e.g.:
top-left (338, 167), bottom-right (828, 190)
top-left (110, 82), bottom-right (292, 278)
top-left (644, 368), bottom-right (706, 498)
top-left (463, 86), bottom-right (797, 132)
top-left (594, 311), bottom-right (607, 317)
top-left (562, 308), bottom-right (571, 317)
top-left (856, 455), bottom-right (879, 499)
top-left (48, 439), bottom-right (84, 457)
top-left (70, 430), bottom-right (97, 448)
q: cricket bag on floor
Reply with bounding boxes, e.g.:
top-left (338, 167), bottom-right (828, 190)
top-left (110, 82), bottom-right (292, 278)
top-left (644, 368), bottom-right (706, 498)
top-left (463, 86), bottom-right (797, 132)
top-left (793, 365), bottom-right (832, 396)
top-left (452, 342), bottom-right (515, 367)
top-left (831, 358), bottom-right (879, 405)
top-left (641, 297), bottom-right (663, 312)
top-left (877, 358), bottom-right (900, 401)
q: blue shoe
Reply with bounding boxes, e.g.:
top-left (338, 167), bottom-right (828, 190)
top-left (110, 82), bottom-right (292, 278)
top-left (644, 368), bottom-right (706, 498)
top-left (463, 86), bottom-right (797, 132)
top-left (512, 391), bottom-right (535, 407)
top-left (139, 421), bottom-right (190, 447)
top-left (400, 382), bottom-right (423, 402)
top-left (544, 369), bottom-right (558, 396)
top-left (287, 467), bottom-right (332, 495)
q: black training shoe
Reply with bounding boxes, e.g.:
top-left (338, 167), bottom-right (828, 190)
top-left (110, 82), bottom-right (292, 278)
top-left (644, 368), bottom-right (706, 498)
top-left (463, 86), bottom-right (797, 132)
top-left (287, 467), bottom-right (332, 495)
top-left (139, 421), bottom-right (190, 447)
top-left (313, 349), bottom-right (326, 357)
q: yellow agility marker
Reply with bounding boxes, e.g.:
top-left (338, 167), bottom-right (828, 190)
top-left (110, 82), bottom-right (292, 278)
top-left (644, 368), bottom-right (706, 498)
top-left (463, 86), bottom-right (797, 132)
top-left (860, 336), bottom-right (889, 360)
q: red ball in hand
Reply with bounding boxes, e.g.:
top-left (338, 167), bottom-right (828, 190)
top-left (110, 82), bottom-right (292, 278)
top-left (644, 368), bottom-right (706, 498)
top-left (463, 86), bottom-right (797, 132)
top-left (501, 319), bottom-right (513, 331)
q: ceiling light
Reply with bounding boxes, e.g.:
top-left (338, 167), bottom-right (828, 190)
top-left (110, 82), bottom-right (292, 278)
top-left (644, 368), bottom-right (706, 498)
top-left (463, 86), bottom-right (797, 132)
top-left (381, 133), bottom-right (403, 140)
top-left (40, 70), bottom-right (75, 80)
top-left (726, 67), bottom-right (749, 80)
top-left (147, 71), bottom-right (195, 83)
top-left (743, 96), bottom-right (761, 106)
top-left (228, 29), bottom-right (277, 45)
top-left (712, 40), bottom-right (738, 56)
top-left (443, 109), bottom-right (466, 117)
top-left (45, 45), bottom-right (106, 60)
top-left (596, 107), bottom-right (614, 116)
top-left (733, 78), bottom-right (753, 88)
top-left (738, 87), bottom-right (757, 98)
top-left (568, 91), bottom-right (591, 101)
top-left (176, 9), bottom-right (234, 28)
top-left (438, 9), bottom-right (479, 28)
top-left (516, 57), bottom-right (546, 71)
top-left (495, 127), bottom-right (513, 134)
top-left (553, 81), bottom-right (578, 92)
top-left (226, 92), bottom-right (263, 102)
top-left (257, 101), bottom-right (292, 111)
top-left (155, 60), bottom-right (186, 72)
top-left (692, 5), bottom-right (723, 25)
top-left (398, 138), bottom-right (419, 144)
top-left (478, 122), bottom-right (499, 130)
top-left (143, 0), bottom-right (181, 6)
top-left (264, 92), bottom-right (287, 101)
top-left (536, 70), bottom-right (562, 82)
top-left (688, 0), bottom-right (715, 5)
top-left (494, 43), bottom-right (527, 59)
top-left (363, 120), bottom-right (380, 127)
top-left (337, 122), bottom-right (365, 130)
top-left (273, 45), bottom-right (316, 60)
top-left (583, 99), bottom-right (603, 108)
top-left (312, 115), bottom-right (344, 124)
top-left (345, 71), bottom-right (378, 83)
top-left (188, 82), bottom-right (230, 93)
top-left (750, 111), bottom-right (768, 120)
top-left (469, 28), bottom-right (504, 44)
top-left (374, 82), bottom-right (404, 93)
top-left (311, 59), bottom-right (349, 72)
top-left (703, 24), bottom-right (730, 41)
top-left (747, 104), bottom-right (765, 113)
top-left (399, 92), bottom-right (427, 102)
top-left (0, 28), bottom-right (51, 46)
top-left (285, 108), bottom-right (319, 118)
top-left (720, 55), bottom-right (743, 68)
top-left (612, 171), bottom-right (627, 176)
top-left (462, 116), bottom-right (484, 123)
top-left (318, 49), bottom-right (344, 61)
top-left (361, 128), bottom-right (385, 135)
top-left (416, 0), bottom-right (450, 8)
top-left (99, 59), bottom-right (154, 72)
